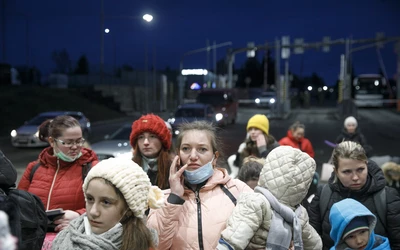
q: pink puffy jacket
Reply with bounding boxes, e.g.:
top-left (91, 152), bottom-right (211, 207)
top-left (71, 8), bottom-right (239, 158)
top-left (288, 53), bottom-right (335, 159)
top-left (147, 168), bottom-right (253, 250)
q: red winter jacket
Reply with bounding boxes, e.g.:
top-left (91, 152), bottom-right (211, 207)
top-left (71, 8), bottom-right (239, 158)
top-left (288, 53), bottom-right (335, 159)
top-left (18, 147), bottom-right (98, 214)
top-left (279, 130), bottom-right (315, 158)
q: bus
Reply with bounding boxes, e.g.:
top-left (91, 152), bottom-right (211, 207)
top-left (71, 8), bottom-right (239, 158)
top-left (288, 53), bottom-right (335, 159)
top-left (353, 74), bottom-right (390, 108)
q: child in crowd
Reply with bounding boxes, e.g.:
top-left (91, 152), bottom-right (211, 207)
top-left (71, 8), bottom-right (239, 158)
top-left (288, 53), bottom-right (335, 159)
top-left (329, 198), bottom-right (390, 250)
top-left (237, 156), bottom-right (264, 190)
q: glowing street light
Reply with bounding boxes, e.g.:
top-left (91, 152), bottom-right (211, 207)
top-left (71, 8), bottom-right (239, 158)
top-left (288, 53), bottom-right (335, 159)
top-left (105, 28), bottom-right (110, 33)
top-left (143, 14), bottom-right (153, 22)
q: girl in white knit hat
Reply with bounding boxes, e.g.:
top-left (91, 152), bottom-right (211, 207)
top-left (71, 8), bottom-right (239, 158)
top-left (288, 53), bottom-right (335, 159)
top-left (51, 157), bottom-right (164, 250)
top-left (335, 116), bottom-right (372, 156)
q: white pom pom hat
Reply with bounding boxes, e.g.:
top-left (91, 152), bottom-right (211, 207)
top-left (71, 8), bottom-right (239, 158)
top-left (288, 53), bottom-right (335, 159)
top-left (83, 157), bottom-right (164, 218)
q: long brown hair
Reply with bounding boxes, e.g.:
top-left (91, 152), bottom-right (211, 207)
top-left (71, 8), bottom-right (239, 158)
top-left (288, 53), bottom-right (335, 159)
top-left (242, 134), bottom-right (276, 158)
top-left (120, 215), bottom-right (155, 250)
top-left (102, 179), bottom-right (155, 250)
top-left (132, 144), bottom-right (171, 189)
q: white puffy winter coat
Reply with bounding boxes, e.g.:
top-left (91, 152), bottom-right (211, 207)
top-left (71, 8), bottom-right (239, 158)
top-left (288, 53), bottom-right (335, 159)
top-left (220, 146), bottom-right (322, 249)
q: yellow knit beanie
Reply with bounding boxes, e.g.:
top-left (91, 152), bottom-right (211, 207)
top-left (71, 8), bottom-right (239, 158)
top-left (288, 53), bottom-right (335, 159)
top-left (247, 114), bottom-right (270, 135)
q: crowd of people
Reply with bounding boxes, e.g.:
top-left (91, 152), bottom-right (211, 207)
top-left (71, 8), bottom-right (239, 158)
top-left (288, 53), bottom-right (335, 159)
top-left (0, 112), bottom-right (398, 250)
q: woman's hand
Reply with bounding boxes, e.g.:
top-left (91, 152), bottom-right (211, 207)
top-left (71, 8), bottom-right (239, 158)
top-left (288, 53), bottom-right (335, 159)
top-left (169, 155), bottom-right (187, 198)
top-left (256, 134), bottom-right (267, 148)
top-left (54, 210), bottom-right (80, 232)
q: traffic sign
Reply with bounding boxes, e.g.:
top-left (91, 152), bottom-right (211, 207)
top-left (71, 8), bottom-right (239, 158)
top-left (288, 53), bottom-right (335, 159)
top-left (294, 38), bottom-right (304, 54)
top-left (247, 42), bottom-right (256, 58)
top-left (281, 36), bottom-right (290, 59)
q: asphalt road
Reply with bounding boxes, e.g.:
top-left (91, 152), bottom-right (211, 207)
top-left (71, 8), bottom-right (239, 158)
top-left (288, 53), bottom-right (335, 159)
top-left (1, 107), bottom-right (399, 185)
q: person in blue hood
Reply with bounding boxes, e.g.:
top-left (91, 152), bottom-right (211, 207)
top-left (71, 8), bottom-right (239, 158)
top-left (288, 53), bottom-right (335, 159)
top-left (329, 198), bottom-right (390, 250)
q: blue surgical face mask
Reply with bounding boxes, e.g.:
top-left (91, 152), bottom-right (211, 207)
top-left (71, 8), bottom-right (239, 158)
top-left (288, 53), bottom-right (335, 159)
top-left (184, 156), bottom-right (215, 184)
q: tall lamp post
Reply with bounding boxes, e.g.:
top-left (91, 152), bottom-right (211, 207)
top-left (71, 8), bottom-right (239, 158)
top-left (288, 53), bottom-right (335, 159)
top-left (100, 0), bottom-right (153, 84)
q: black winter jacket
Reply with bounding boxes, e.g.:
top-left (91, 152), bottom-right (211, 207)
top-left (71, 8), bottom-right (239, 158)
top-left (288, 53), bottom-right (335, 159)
top-left (308, 160), bottom-right (400, 250)
top-left (335, 128), bottom-right (372, 156)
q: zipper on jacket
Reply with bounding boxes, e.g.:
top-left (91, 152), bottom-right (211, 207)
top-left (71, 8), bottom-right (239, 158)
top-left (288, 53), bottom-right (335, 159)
top-left (46, 158), bottom-right (60, 210)
top-left (195, 190), bottom-right (204, 250)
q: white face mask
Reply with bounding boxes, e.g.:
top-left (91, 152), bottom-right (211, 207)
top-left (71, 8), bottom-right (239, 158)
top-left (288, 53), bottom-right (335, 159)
top-left (184, 156), bottom-right (215, 184)
top-left (83, 209), bottom-right (129, 235)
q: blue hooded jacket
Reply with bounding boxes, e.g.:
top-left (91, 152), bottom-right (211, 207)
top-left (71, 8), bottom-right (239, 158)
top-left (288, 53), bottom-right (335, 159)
top-left (329, 198), bottom-right (390, 250)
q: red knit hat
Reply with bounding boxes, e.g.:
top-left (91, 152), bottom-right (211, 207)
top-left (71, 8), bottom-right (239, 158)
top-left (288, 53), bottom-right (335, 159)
top-left (129, 114), bottom-right (171, 150)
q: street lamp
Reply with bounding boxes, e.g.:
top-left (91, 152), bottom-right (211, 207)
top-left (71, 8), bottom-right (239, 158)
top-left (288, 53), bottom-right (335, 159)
top-left (100, 0), bottom-right (153, 83)
top-left (143, 14), bottom-right (153, 22)
top-left (104, 28), bottom-right (116, 77)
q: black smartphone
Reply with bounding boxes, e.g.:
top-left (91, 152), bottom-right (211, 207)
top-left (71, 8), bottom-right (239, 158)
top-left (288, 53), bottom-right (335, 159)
top-left (46, 209), bottom-right (65, 222)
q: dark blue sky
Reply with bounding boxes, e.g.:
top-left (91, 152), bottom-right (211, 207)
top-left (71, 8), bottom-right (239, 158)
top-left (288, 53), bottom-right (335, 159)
top-left (3, 0), bottom-right (400, 85)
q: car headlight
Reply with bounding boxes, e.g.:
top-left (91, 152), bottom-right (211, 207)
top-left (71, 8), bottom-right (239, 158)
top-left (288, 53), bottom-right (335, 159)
top-left (255, 98), bottom-right (260, 104)
top-left (11, 130), bottom-right (17, 137)
top-left (270, 98), bottom-right (276, 104)
top-left (215, 113), bottom-right (223, 121)
top-left (34, 131), bottom-right (39, 137)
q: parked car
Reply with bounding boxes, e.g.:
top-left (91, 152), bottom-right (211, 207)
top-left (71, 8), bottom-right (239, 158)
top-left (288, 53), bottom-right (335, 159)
top-left (255, 91), bottom-right (276, 108)
top-left (10, 111), bottom-right (91, 148)
top-left (167, 103), bottom-right (223, 137)
top-left (90, 123), bottom-right (132, 161)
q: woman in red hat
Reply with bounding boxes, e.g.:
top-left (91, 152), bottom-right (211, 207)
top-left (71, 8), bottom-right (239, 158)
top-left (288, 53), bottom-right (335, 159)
top-left (130, 114), bottom-right (172, 190)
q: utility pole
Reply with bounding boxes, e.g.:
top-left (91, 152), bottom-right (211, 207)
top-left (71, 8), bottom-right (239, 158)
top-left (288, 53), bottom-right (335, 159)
top-left (213, 40), bottom-right (217, 86)
top-left (25, 17), bottom-right (29, 67)
top-left (100, 0), bottom-right (105, 84)
top-left (396, 42), bottom-right (400, 112)
top-left (275, 38), bottom-right (281, 117)
top-left (206, 39), bottom-right (210, 71)
top-left (227, 50), bottom-right (234, 89)
top-left (144, 43), bottom-right (149, 112)
top-left (1, 0), bottom-right (6, 62)
top-left (263, 42), bottom-right (268, 90)
top-left (343, 38), bottom-right (352, 101)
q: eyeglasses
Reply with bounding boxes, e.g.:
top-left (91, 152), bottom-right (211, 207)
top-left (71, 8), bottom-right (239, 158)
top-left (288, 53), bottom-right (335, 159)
top-left (54, 138), bottom-right (85, 147)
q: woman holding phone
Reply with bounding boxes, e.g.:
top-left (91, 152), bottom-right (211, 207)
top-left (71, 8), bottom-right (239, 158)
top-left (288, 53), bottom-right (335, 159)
top-left (147, 121), bottom-right (253, 250)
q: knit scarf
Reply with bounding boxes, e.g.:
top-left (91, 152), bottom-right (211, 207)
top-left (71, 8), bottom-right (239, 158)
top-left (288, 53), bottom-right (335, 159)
top-left (142, 156), bottom-right (158, 172)
top-left (51, 216), bottom-right (122, 250)
top-left (254, 186), bottom-right (303, 250)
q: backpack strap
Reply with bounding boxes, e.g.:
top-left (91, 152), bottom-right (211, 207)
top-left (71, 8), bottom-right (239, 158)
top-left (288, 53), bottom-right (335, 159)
top-left (220, 184), bottom-right (237, 206)
top-left (319, 184), bottom-right (332, 221)
top-left (373, 188), bottom-right (387, 229)
top-left (81, 162), bottom-right (92, 181)
top-left (29, 161), bottom-right (42, 183)
top-left (30, 161), bottom-right (92, 183)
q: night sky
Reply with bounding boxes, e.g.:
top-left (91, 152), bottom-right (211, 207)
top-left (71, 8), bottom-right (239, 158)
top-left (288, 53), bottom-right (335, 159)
top-left (3, 0), bottom-right (400, 86)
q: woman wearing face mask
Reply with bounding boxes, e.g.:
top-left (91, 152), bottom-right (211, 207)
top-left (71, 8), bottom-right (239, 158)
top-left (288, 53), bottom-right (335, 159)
top-left (51, 157), bottom-right (163, 250)
top-left (147, 121), bottom-right (253, 250)
top-left (18, 115), bottom-right (99, 233)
